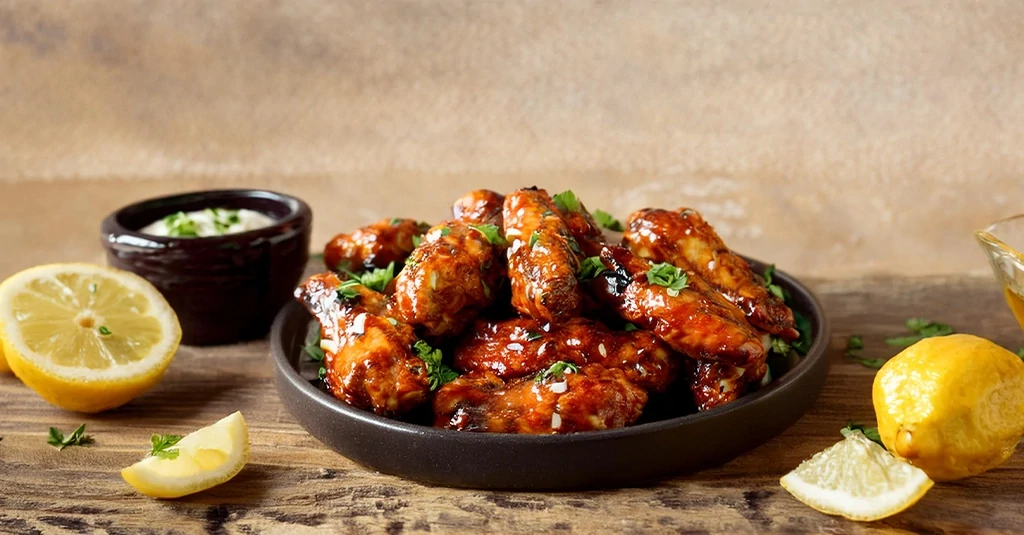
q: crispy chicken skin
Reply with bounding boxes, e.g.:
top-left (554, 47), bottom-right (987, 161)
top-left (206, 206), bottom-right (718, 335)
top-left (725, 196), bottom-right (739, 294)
top-left (624, 208), bottom-right (799, 341)
top-left (453, 189), bottom-right (505, 227)
top-left (324, 218), bottom-right (429, 273)
top-left (588, 245), bottom-right (766, 369)
top-left (503, 188), bottom-right (584, 322)
top-left (454, 317), bottom-right (678, 392)
top-left (392, 220), bottom-right (504, 338)
top-left (296, 272), bottom-right (431, 416)
top-left (553, 198), bottom-right (606, 257)
top-left (433, 364), bottom-right (647, 433)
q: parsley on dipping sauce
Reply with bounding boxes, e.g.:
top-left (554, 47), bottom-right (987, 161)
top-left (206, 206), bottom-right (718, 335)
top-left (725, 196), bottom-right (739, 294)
top-left (149, 434), bottom-right (183, 460)
top-left (413, 340), bottom-right (458, 391)
top-left (552, 190), bottom-right (581, 213)
top-left (884, 318), bottom-right (954, 347)
top-left (48, 424), bottom-right (93, 451)
top-left (592, 209), bottom-right (623, 232)
top-left (535, 361), bottom-right (579, 383)
top-left (577, 257), bottom-right (605, 280)
top-left (646, 263), bottom-right (689, 296)
top-left (163, 212), bottom-right (199, 237)
top-left (841, 422), bottom-right (884, 448)
top-left (468, 224), bottom-right (508, 246)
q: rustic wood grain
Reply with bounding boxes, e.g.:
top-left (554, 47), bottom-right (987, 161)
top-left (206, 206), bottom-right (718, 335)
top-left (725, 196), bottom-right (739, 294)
top-left (2, 274), bottom-right (1023, 534)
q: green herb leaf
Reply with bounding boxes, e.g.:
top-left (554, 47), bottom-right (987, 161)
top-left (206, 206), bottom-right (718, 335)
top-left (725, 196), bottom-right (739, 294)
top-left (577, 256), bottom-right (606, 281)
top-left (97, 326), bottom-right (111, 336)
top-left (851, 356), bottom-right (887, 369)
top-left (439, 227), bottom-right (452, 237)
top-left (646, 263), bottom-right (689, 297)
top-left (528, 230), bottom-right (540, 248)
top-left (840, 422), bottom-right (885, 448)
top-left (526, 331), bottom-right (543, 342)
top-left (318, 367), bottom-right (327, 380)
top-left (762, 264), bottom-right (787, 301)
top-left (47, 424), bottom-right (93, 451)
top-left (542, 210), bottom-right (555, 218)
top-left (624, 323), bottom-right (639, 332)
top-left (386, 317), bottom-right (398, 326)
top-left (884, 319), bottom-right (954, 347)
top-left (411, 234), bottom-right (422, 248)
top-left (345, 262), bottom-right (396, 293)
top-left (535, 361), bottom-right (579, 383)
top-left (846, 335), bottom-right (863, 351)
top-left (336, 280), bottom-right (361, 301)
top-left (565, 236), bottom-right (581, 254)
top-left (791, 310), bottom-right (812, 355)
top-left (770, 337), bottom-right (791, 356)
top-left (390, 217), bottom-right (403, 226)
top-left (592, 209), bottom-right (623, 232)
top-left (413, 340), bottom-right (459, 391)
top-left (552, 190), bottom-right (581, 213)
top-left (149, 434), bottom-right (183, 460)
top-left (304, 343), bottom-right (325, 362)
top-left (163, 212), bottom-right (199, 237)
top-left (468, 224), bottom-right (508, 246)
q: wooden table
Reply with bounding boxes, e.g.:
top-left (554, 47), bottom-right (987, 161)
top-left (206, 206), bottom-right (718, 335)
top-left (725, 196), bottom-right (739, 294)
top-left (2, 274), bottom-right (1023, 534)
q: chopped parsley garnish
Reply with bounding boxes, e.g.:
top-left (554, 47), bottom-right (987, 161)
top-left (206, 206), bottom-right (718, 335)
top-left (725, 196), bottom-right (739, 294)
top-left (884, 318), bottom-right (954, 347)
top-left (318, 367), bottom-right (327, 380)
top-left (542, 210), bottom-right (555, 218)
top-left (646, 262), bottom-right (689, 297)
top-left (412, 340), bottom-right (458, 391)
top-left (411, 234), bottom-right (422, 248)
top-left (303, 325), bottom-right (325, 362)
top-left (149, 434), bottom-right (183, 460)
top-left (163, 212), bottom-right (198, 238)
top-left (623, 323), bottom-right (639, 332)
top-left (468, 224), bottom-right (508, 246)
top-left (762, 264), bottom-right (787, 301)
top-left (592, 209), bottom-right (623, 232)
top-left (344, 262), bottom-right (396, 293)
top-left (47, 424), bottom-right (93, 451)
top-left (535, 361), bottom-right (579, 383)
top-left (791, 310), bottom-right (812, 355)
top-left (390, 217), bottom-right (403, 226)
top-left (528, 230), bottom-right (540, 248)
top-left (841, 422), bottom-right (884, 448)
top-left (439, 227), bottom-right (452, 237)
top-left (336, 280), bottom-right (362, 301)
top-left (846, 335), bottom-right (863, 351)
top-left (97, 326), bottom-right (111, 336)
top-left (552, 190), bottom-right (581, 213)
top-left (844, 334), bottom-right (885, 368)
top-left (525, 331), bottom-right (543, 342)
top-left (565, 236), bottom-right (581, 254)
top-left (577, 256), bottom-right (606, 280)
top-left (207, 208), bottom-right (241, 233)
top-left (769, 337), bottom-right (791, 356)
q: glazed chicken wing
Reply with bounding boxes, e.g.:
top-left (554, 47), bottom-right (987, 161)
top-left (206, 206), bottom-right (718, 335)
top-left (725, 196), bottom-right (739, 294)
top-left (690, 356), bottom-right (768, 411)
top-left (324, 218), bottom-right (429, 273)
top-left (503, 188), bottom-right (584, 322)
top-left (587, 245), bottom-right (766, 368)
top-left (551, 192), bottom-right (606, 257)
top-left (296, 272), bottom-right (430, 416)
top-left (433, 364), bottom-right (647, 433)
top-left (453, 189), bottom-right (505, 227)
top-left (624, 208), bottom-right (799, 341)
top-left (392, 220), bottom-right (504, 338)
top-left (454, 317), bottom-right (678, 392)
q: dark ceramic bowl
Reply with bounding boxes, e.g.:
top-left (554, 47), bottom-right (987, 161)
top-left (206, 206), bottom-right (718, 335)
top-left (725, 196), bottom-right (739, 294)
top-left (271, 259), bottom-right (830, 490)
top-left (101, 189), bottom-right (312, 346)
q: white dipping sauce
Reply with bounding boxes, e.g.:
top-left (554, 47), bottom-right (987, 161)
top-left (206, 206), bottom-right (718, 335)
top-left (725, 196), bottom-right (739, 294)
top-left (140, 208), bottom-right (276, 238)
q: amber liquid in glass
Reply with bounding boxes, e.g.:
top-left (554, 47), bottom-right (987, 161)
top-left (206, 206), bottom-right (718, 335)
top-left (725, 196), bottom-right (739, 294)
top-left (1003, 288), bottom-right (1024, 331)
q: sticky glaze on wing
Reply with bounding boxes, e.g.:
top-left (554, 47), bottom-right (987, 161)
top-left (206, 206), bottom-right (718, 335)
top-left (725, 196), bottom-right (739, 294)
top-left (453, 189), bottom-right (505, 227)
top-left (624, 208), bottom-right (798, 340)
top-left (324, 218), bottom-right (429, 273)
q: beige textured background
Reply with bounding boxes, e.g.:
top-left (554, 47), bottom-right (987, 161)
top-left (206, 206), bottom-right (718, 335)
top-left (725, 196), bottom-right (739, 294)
top-left (1, 0), bottom-right (1023, 278)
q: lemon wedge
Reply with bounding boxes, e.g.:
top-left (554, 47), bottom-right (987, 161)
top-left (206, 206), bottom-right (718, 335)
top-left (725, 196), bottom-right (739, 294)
top-left (780, 430), bottom-right (934, 521)
top-left (0, 343), bottom-right (9, 373)
top-left (0, 263), bottom-right (181, 412)
top-left (122, 412), bottom-right (250, 499)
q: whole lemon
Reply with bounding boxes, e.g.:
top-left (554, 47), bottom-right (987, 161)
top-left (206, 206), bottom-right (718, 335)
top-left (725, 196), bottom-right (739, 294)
top-left (873, 333), bottom-right (1024, 481)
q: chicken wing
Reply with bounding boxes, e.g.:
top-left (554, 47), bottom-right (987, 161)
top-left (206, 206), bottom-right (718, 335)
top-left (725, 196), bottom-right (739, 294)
top-left (624, 208), bottom-right (799, 340)
top-left (324, 218), bottom-right (429, 273)
top-left (587, 245), bottom-right (766, 368)
top-left (296, 272), bottom-right (430, 416)
top-left (454, 317), bottom-right (678, 392)
top-left (433, 364), bottom-right (647, 433)
top-left (550, 191), bottom-right (606, 257)
top-left (453, 189), bottom-right (505, 227)
top-left (503, 187), bottom-right (584, 322)
top-left (690, 356), bottom-right (768, 411)
top-left (392, 220), bottom-right (504, 338)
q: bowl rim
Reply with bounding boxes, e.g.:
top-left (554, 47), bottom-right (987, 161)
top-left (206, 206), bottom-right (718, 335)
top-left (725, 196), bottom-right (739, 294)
top-left (271, 258), bottom-right (830, 445)
top-left (101, 188), bottom-right (312, 247)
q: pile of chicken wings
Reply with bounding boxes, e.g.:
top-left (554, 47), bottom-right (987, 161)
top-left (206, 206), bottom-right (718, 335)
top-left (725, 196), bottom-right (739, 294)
top-left (296, 187), bottom-right (806, 434)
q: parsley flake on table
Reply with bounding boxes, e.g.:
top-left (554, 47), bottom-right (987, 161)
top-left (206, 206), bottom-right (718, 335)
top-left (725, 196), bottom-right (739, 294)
top-left (468, 224), bottom-right (508, 246)
top-left (47, 424), bottom-right (93, 451)
top-left (149, 434), bottom-right (183, 460)
top-left (844, 334), bottom-right (885, 368)
top-left (552, 190), bottom-right (581, 213)
top-left (841, 422), bottom-right (885, 448)
top-left (413, 340), bottom-right (458, 391)
top-left (646, 262), bottom-right (689, 296)
top-left (577, 256), bottom-right (606, 280)
top-left (592, 209), bottom-right (624, 232)
top-left (884, 318), bottom-right (954, 347)
top-left (535, 361), bottom-right (579, 383)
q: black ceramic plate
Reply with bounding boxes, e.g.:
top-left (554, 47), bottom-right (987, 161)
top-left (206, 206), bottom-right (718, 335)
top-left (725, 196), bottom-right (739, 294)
top-left (271, 259), bottom-right (830, 490)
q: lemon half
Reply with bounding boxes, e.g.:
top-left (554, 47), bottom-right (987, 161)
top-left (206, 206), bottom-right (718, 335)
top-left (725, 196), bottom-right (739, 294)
top-left (781, 430), bottom-right (934, 521)
top-left (122, 411), bottom-right (250, 499)
top-left (0, 263), bottom-right (181, 412)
